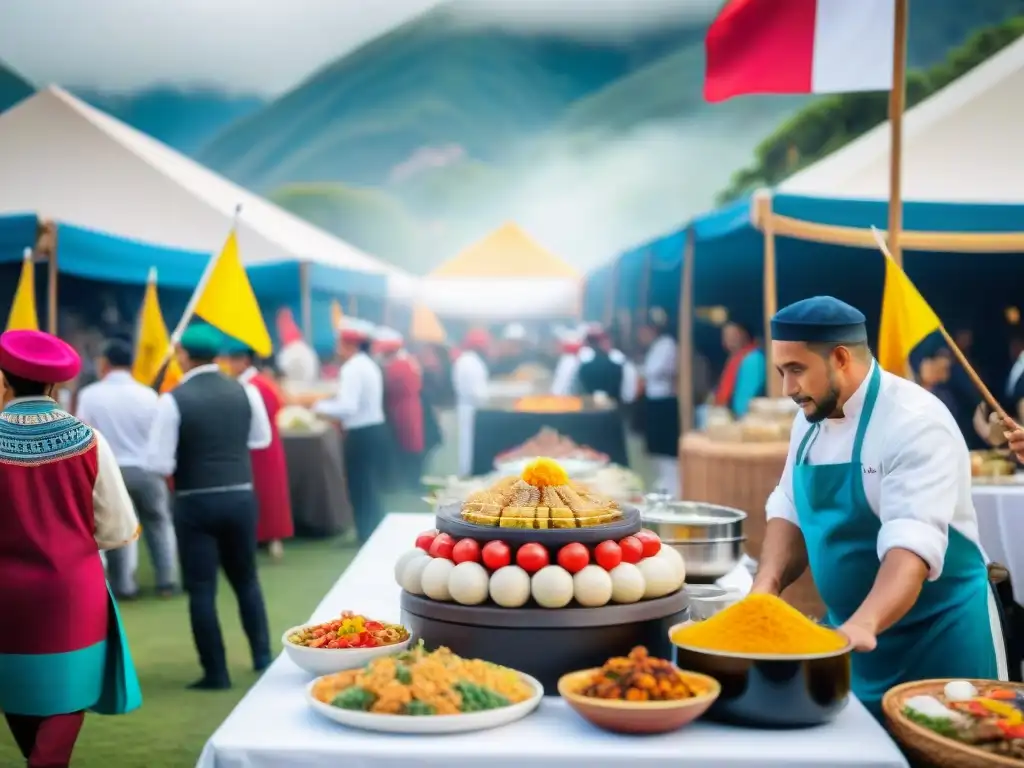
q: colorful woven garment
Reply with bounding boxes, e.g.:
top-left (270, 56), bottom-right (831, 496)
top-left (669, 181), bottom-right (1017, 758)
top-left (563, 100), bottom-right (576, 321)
top-left (0, 398), bottom-right (94, 466)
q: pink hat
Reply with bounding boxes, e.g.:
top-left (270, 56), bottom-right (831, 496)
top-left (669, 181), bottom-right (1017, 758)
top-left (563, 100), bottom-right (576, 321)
top-left (0, 330), bottom-right (81, 383)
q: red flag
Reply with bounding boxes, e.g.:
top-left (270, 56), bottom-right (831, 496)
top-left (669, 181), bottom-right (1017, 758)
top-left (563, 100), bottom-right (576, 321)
top-left (704, 0), bottom-right (896, 103)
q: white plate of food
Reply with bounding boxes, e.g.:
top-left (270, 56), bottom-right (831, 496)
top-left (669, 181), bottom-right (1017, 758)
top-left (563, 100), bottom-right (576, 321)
top-left (282, 612), bottom-right (411, 676)
top-left (306, 643), bottom-right (544, 734)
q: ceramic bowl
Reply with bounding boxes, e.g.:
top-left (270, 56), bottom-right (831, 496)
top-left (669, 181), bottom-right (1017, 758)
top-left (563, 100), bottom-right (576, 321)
top-left (557, 668), bottom-right (720, 734)
top-left (281, 625), bottom-right (411, 676)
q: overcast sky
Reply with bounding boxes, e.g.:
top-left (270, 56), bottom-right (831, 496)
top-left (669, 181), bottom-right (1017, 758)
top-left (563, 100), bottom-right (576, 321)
top-left (0, 0), bottom-right (717, 95)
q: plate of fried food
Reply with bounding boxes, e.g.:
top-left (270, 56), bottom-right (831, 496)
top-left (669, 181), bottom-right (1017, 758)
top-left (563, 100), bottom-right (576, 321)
top-left (307, 642), bottom-right (543, 734)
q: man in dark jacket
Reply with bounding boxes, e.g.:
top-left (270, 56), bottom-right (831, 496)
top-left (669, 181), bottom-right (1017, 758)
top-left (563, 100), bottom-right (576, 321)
top-left (143, 323), bottom-right (273, 690)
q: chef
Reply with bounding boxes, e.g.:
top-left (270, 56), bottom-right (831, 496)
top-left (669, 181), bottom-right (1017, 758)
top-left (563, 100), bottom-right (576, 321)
top-left (274, 307), bottom-right (319, 384)
top-left (751, 296), bottom-right (1007, 719)
top-left (550, 329), bottom-right (583, 396)
top-left (373, 327), bottom-right (425, 490)
top-left (314, 317), bottom-right (388, 542)
top-left (452, 328), bottom-right (491, 477)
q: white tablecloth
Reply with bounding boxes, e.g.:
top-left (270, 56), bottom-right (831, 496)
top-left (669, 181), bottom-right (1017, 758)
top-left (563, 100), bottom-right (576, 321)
top-left (197, 513), bottom-right (908, 768)
top-left (974, 484), bottom-right (1024, 597)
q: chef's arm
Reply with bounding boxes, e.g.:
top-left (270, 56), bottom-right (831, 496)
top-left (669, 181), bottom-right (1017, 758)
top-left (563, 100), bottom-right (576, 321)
top-left (843, 549), bottom-right (927, 635)
top-left (753, 438), bottom-right (807, 595)
top-left (752, 518), bottom-right (809, 596)
top-left (852, 420), bottom-right (959, 634)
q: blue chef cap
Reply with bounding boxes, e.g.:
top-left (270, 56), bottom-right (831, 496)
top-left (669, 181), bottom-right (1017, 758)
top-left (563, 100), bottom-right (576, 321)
top-left (770, 296), bottom-right (868, 344)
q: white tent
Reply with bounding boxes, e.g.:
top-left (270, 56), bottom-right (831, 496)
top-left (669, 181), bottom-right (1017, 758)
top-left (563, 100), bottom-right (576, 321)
top-left (781, 35), bottom-right (1024, 203)
top-left (0, 85), bottom-right (418, 300)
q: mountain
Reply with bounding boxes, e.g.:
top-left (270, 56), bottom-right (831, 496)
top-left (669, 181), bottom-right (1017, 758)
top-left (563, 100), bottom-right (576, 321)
top-left (197, 0), bottom-right (1024, 272)
top-left (0, 60), bottom-right (34, 113)
top-left (72, 86), bottom-right (265, 155)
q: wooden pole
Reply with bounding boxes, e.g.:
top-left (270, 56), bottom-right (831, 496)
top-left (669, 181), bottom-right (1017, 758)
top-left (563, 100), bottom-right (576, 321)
top-left (604, 261), bottom-right (618, 328)
top-left (638, 247), bottom-right (653, 327)
top-left (299, 262), bottom-right (312, 340)
top-left (886, 0), bottom-right (909, 267)
top-left (678, 228), bottom-right (696, 432)
top-left (758, 194), bottom-right (780, 397)
top-left (42, 220), bottom-right (58, 335)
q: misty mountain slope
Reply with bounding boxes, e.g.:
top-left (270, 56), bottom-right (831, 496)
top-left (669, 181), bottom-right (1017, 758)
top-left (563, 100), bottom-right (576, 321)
top-left (197, 5), bottom-right (704, 191)
top-left (72, 87), bottom-right (265, 154)
top-left (0, 60), bottom-right (34, 113)
top-left (224, 0), bottom-right (1024, 272)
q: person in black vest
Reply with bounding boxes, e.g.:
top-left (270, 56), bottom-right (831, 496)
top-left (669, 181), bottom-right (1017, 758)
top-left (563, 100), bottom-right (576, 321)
top-left (143, 323), bottom-right (273, 690)
top-left (576, 326), bottom-right (638, 404)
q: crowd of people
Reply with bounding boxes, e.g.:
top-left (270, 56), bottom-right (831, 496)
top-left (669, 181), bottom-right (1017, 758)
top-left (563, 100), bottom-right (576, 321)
top-left (7, 300), bottom-right (1024, 765)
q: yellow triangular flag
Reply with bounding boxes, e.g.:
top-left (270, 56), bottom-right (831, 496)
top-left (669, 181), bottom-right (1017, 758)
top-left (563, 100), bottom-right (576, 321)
top-left (132, 268), bottom-right (183, 387)
top-left (193, 231), bottom-right (272, 357)
top-left (6, 249), bottom-right (38, 331)
top-left (411, 303), bottom-right (446, 343)
top-left (330, 299), bottom-right (344, 330)
top-left (877, 251), bottom-right (942, 378)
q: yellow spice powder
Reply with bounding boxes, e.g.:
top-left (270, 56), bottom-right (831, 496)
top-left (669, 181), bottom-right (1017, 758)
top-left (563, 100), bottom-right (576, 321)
top-left (672, 594), bottom-right (848, 655)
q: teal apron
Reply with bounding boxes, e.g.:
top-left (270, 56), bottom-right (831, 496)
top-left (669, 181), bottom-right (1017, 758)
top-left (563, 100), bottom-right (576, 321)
top-left (793, 364), bottom-right (997, 719)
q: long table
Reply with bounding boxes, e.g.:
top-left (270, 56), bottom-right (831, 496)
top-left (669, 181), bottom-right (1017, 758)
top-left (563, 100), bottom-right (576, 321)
top-left (197, 513), bottom-right (909, 768)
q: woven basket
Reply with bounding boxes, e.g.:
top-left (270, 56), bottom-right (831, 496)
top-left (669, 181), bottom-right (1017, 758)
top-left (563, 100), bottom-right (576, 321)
top-left (882, 679), bottom-right (1024, 768)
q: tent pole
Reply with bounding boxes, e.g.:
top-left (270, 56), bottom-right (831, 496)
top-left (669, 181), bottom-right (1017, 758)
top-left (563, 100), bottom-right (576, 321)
top-left (638, 247), bottom-right (652, 327)
top-left (299, 262), bottom-right (312, 340)
top-left (757, 193), bottom-right (780, 397)
top-left (887, 0), bottom-right (909, 267)
top-left (678, 228), bottom-right (696, 434)
top-left (40, 219), bottom-right (58, 335)
top-left (604, 260), bottom-right (618, 328)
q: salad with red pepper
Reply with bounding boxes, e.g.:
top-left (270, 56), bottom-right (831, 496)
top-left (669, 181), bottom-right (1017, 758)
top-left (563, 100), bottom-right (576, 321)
top-left (287, 611), bottom-right (409, 650)
top-left (904, 682), bottom-right (1024, 761)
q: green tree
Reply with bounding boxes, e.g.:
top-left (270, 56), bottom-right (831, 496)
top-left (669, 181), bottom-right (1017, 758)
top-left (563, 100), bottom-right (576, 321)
top-left (716, 16), bottom-right (1024, 204)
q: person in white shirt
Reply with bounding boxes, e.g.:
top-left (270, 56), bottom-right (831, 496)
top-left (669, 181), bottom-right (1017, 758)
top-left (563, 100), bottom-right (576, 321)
top-left (143, 323), bottom-right (273, 690)
top-left (637, 323), bottom-right (680, 496)
top-left (77, 338), bottom-right (178, 598)
top-left (452, 328), bottom-right (491, 477)
top-left (575, 325), bottom-right (638, 405)
top-left (751, 296), bottom-right (1006, 720)
top-left (550, 331), bottom-right (583, 396)
top-left (314, 317), bottom-right (388, 542)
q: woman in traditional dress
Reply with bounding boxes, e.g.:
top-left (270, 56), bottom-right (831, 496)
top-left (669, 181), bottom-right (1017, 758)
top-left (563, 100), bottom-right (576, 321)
top-left (0, 330), bottom-right (142, 766)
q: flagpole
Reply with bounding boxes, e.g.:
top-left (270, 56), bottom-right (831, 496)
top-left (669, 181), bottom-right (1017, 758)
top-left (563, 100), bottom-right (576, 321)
top-left (158, 204), bottom-right (243, 370)
top-left (886, 0), bottom-right (909, 267)
top-left (870, 227), bottom-right (1006, 421)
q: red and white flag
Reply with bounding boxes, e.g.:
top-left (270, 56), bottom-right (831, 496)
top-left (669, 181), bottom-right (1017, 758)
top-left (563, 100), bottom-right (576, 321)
top-left (704, 0), bottom-right (897, 103)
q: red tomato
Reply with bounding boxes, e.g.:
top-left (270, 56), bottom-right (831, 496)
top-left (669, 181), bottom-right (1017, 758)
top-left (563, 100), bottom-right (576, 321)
top-left (481, 540), bottom-right (511, 571)
top-left (594, 540), bottom-right (622, 570)
top-left (428, 533), bottom-right (455, 559)
top-left (452, 538), bottom-right (482, 564)
top-left (557, 543), bottom-right (590, 574)
top-left (515, 543), bottom-right (550, 574)
top-left (635, 529), bottom-right (662, 557)
top-left (415, 530), bottom-right (438, 552)
top-left (619, 536), bottom-right (643, 564)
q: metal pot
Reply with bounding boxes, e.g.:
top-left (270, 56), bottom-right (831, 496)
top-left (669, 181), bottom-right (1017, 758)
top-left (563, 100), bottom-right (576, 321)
top-left (642, 501), bottom-right (746, 583)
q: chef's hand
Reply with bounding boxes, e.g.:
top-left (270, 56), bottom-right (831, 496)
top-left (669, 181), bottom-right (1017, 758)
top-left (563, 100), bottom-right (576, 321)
top-left (838, 620), bottom-right (877, 652)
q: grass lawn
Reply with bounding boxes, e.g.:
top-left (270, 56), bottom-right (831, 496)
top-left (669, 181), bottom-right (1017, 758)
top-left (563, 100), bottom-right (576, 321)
top-left (0, 538), bottom-right (357, 767)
